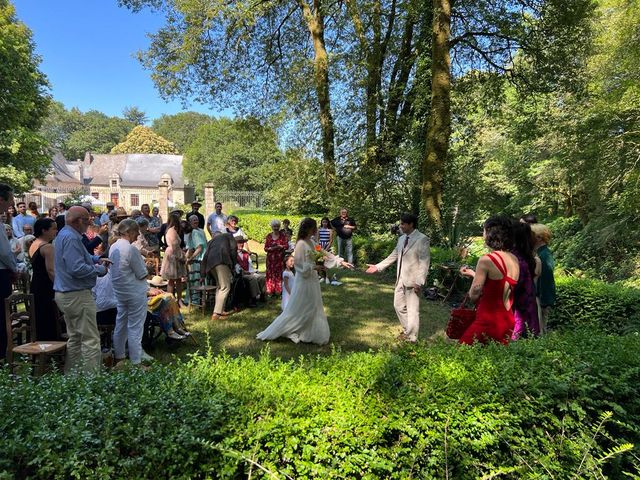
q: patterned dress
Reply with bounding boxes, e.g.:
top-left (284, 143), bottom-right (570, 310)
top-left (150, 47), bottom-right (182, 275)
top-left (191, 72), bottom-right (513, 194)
top-left (264, 232), bottom-right (289, 294)
top-left (512, 252), bottom-right (540, 338)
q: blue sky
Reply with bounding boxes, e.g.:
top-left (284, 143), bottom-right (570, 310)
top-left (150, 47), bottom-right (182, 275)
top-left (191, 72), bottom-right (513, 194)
top-left (12, 0), bottom-right (223, 123)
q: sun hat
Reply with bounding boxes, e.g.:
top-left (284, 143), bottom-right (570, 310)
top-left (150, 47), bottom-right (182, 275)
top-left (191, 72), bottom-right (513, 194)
top-left (115, 207), bottom-right (129, 218)
top-left (147, 275), bottom-right (168, 287)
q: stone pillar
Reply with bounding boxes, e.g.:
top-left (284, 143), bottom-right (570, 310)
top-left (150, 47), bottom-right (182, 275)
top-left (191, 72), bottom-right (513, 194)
top-left (204, 183), bottom-right (215, 219)
top-left (158, 182), bottom-right (169, 223)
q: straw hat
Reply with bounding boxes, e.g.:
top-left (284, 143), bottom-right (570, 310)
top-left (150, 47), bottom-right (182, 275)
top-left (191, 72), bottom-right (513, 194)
top-left (147, 275), bottom-right (168, 287)
top-left (115, 207), bottom-right (129, 218)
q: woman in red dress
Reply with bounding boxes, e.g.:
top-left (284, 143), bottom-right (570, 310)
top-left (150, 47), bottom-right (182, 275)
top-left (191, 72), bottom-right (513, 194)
top-left (264, 219), bottom-right (289, 295)
top-left (459, 216), bottom-right (520, 345)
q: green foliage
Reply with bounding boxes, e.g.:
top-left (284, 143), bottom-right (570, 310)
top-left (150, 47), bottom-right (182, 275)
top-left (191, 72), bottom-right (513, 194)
top-left (121, 105), bottom-right (148, 126)
top-left (151, 111), bottom-right (212, 154)
top-left (110, 125), bottom-right (178, 154)
top-left (0, 0), bottom-right (51, 193)
top-left (264, 149), bottom-right (328, 214)
top-left (549, 276), bottom-right (640, 335)
top-left (60, 108), bottom-right (134, 160)
top-left (2, 331), bottom-right (639, 478)
top-left (184, 118), bottom-right (282, 192)
top-left (229, 209), bottom-right (316, 242)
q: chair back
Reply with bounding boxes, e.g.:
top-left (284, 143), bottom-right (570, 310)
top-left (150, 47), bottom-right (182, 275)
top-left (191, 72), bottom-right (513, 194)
top-left (4, 293), bottom-right (36, 365)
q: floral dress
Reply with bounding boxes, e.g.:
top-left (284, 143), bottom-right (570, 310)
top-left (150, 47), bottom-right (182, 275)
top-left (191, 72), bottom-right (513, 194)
top-left (264, 232), bottom-right (289, 294)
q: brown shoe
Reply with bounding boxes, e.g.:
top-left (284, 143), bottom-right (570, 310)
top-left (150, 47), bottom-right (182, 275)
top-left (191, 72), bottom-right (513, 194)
top-left (220, 311), bottom-right (234, 316)
top-left (211, 313), bottom-right (224, 320)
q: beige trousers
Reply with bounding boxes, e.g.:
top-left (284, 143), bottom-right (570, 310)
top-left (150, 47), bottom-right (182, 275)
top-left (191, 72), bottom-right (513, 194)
top-left (393, 283), bottom-right (421, 342)
top-left (212, 264), bottom-right (233, 314)
top-left (55, 289), bottom-right (101, 373)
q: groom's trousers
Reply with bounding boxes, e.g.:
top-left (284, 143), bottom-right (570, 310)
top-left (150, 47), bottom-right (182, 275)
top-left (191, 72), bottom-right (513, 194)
top-left (393, 283), bottom-right (420, 342)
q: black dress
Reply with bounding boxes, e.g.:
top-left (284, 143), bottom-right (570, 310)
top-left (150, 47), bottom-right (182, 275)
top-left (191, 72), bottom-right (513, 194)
top-left (30, 245), bottom-right (58, 340)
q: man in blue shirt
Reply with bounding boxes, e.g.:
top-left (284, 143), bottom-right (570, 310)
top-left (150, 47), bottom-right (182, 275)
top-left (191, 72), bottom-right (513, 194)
top-left (11, 201), bottom-right (35, 238)
top-left (0, 183), bottom-right (18, 361)
top-left (54, 206), bottom-right (111, 373)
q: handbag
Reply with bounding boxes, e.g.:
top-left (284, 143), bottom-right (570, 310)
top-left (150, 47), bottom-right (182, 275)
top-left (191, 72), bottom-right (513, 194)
top-left (446, 296), bottom-right (476, 339)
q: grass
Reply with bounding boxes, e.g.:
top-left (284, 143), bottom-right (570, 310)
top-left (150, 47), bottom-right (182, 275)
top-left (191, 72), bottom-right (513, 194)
top-left (150, 268), bottom-right (452, 363)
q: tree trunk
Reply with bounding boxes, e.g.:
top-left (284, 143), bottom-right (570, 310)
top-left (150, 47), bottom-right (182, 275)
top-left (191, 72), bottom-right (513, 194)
top-left (421, 0), bottom-right (451, 234)
top-left (299, 0), bottom-right (337, 192)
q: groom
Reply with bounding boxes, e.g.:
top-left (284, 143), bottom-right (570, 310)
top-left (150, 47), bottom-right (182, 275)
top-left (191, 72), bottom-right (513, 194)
top-left (365, 213), bottom-right (430, 343)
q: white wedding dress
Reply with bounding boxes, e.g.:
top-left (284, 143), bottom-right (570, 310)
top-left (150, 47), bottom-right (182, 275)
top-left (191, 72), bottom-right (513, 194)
top-left (256, 239), bottom-right (342, 345)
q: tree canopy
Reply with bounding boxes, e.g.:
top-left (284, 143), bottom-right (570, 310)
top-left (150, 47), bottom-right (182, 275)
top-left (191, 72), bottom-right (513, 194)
top-left (151, 112), bottom-right (212, 153)
top-left (110, 125), bottom-right (178, 154)
top-left (0, 0), bottom-right (51, 193)
top-left (184, 118), bottom-right (282, 192)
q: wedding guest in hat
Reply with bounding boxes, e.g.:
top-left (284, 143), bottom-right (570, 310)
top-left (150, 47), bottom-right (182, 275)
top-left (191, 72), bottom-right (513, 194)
top-left (189, 201), bottom-right (205, 229)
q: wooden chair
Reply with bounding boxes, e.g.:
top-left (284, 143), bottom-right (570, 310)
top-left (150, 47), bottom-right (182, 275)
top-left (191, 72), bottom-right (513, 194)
top-left (5, 293), bottom-right (66, 376)
top-left (186, 260), bottom-right (217, 314)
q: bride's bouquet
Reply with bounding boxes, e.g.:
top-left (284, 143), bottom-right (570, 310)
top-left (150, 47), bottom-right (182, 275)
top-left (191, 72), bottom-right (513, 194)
top-left (311, 244), bottom-right (327, 264)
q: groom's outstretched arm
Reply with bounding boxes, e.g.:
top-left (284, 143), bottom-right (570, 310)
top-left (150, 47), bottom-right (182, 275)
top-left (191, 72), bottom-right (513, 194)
top-left (372, 242), bottom-right (400, 272)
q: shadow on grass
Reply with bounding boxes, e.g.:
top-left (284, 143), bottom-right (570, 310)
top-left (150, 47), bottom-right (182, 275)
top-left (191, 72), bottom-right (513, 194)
top-left (149, 269), bottom-right (452, 363)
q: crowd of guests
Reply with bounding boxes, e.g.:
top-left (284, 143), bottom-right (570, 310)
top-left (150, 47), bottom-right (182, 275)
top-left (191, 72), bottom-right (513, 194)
top-left (458, 214), bottom-right (556, 345)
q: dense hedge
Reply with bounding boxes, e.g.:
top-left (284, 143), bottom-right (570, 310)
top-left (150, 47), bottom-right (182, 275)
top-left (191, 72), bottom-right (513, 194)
top-left (230, 210), bottom-right (321, 242)
top-left (2, 331), bottom-right (639, 479)
top-left (550, 276), bottom-right (640, 334)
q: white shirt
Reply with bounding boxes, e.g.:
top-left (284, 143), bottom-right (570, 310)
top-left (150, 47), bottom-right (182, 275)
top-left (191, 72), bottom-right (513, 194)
top-left (207, 213), bottom-right (228, 234)
top-left (108, 239), bottom-right (148, 300)
top-left (93, 271), bottom-right (118, 312)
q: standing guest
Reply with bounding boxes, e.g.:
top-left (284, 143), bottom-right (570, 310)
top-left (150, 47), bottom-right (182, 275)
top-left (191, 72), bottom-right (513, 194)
top-left (27, 201), bottom-right (40, 218)
top-left (280, 219), bottom-right (294, 240)
top-left (225, 215), bottom-right (249, 252)
top-left (264, 219), bottom-right (289, 296)
top-left (281, 254), bottom-right (295, 311)
top-left (6, 204), bottom-right (16, 225)
top-left (206, 202), bottom-right (227, 237)
top-left (138, 204), bottom-right (160, 251)
top-left (48, 206), bottom-right (59, 219)
top-left (185, 214), bottom-right (208, 304)
top-left (109, 219), bottom-right (153, 365)
top-left (57, 202), bottom-right (67, 217)
top-left (201, 231), bottom-right (237, 320)
top-left (161, 213), bottom-right (187, 306)
top-left (331, 208), bottom-right (356, 264)
top-left (54, 206), bottom-right (110, 373)
top-left (317, 217), bottom-right (334, 284)
top-left (189, 201), bottom-right (205, 229)
top-left (0, 183), bottom-right (18, 361)
top-left (520, 214), bottom-right (538, 225)
top-left (150, 206), bottom-right (163, 246)
top-left (235, 235), bottom-right (266, 307)
top-left (100, 202), bottom-right (116, 225)
top-left (531, 223), bottom-right (556, 334)
top-left (366, 213), bottom-right (430, 343)
top-left (29, 218), bottom-right (59, 340)
top-left (12, 201), bottom-right (35, 238)
top-left (159, 209), bottom-right (185, 249)
top-left (459, 216), bottom-right (519, 345)
top-left (130, 209), bottom-right (142, 222)
top-left (511, 221), bottom-right (541, 339)
top-left (81, 205), bottom-right (106, 255)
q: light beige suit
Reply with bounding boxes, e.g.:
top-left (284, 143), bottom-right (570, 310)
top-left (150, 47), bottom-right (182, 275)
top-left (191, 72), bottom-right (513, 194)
top-left (375, 230), bottom-right (430, 341)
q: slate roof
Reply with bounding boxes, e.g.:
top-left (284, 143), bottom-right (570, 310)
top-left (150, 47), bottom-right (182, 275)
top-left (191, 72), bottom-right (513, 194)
top-left (46, 151), bottom-right (82, 184)
top-left (74, 153), bottom-right (184, 188)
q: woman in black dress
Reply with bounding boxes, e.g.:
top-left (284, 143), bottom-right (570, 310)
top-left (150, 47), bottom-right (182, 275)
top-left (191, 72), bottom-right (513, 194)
top-left (28, 218), bottom-right (58, 340)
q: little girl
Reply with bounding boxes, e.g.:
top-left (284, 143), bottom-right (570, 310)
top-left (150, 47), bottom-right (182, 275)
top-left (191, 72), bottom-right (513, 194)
top-left (317, 217), bottom-right (333, 284)
top-left (281, 254), bottom-right (296, 311)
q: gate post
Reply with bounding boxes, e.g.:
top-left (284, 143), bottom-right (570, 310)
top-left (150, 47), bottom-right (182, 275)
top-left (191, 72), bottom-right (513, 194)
top-left (158, 181), bottom-right (169, 223)
top-left (204, 183), bottom-right (215, 220)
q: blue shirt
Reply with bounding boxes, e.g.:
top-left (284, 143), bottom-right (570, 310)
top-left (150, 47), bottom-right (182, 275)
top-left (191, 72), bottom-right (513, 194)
top-left (12, 214), bottom-right (35, 238)
top-left (54, 226), bottom-right (107, 293)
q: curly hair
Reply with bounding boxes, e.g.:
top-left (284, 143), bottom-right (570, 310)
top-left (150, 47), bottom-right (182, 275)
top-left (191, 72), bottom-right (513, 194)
top-left (483, 216), bottom-right (514, 251)
top-left (297, 217), bottom-right (317, 241)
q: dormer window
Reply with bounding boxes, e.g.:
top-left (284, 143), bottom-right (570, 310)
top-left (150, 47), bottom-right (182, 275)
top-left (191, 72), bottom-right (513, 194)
top-left (110, 173), bottom-right (120, 189)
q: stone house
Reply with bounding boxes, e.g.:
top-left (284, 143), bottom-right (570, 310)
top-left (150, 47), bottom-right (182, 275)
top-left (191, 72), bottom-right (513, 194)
top-left (27, 152), bottom-right (194, 211)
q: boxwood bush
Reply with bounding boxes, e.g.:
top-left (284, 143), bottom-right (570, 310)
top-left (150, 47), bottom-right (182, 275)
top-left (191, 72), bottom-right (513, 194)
top-left (2, 331), bottom-right (639, 479)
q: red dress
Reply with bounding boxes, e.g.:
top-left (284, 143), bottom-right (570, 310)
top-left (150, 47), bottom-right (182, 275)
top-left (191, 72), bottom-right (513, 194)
top-left (460, 252), bottom-right (517, 345)
top-left (264, 233), bottom-right (289, 294)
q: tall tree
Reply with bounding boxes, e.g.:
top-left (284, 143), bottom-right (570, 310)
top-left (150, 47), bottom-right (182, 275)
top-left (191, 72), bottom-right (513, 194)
top-left (122, 105), bottom-right (149, 125)
top-left (152, 112), bottom-right (212, 153)
top-left (0, 0), bottom-right (50, 193)
top-left (111, 125), bottom-right (178, 154)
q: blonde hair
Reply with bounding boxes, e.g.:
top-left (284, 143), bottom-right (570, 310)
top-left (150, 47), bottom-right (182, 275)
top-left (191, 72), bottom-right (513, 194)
top-left (530, 223), bottom-right (551, 244)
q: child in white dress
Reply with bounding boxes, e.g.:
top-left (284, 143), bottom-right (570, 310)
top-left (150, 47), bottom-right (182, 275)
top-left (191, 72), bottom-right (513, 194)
top-left (281, 254), bottom-right (295, 311)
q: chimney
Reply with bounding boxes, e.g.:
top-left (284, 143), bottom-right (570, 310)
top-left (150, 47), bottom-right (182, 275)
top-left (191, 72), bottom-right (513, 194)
top-left (84, 151), bottom-right (92, 167)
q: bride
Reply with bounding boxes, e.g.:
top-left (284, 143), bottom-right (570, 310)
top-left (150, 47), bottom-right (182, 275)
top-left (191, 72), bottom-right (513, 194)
top-left (256, 217), bottom-right (353, 345)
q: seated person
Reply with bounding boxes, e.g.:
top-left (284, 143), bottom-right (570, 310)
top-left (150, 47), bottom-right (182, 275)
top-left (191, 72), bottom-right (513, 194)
top-left (235, 235), bottom-right (266, 307)
top-left (133, 218), bottom-right (157, 256)
top-left (147, 276), bottom-right (191, 339)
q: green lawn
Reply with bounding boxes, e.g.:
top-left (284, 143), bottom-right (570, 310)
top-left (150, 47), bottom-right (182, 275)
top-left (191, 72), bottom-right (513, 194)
top-left (151, 268), bottom-right (452, 362)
